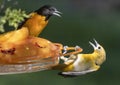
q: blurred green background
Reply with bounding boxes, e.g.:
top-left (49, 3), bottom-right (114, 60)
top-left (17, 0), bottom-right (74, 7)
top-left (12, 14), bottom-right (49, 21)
top-left (0, 0), bottom-right (120, 85)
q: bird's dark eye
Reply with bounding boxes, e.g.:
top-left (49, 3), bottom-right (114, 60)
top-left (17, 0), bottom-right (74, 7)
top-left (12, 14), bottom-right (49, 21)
top-left (98, 47), bottom-right (101, 49)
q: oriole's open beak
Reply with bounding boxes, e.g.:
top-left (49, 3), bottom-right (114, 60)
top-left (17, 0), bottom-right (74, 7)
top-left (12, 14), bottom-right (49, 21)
top-left (53, 10), bottom-right (62, 17)
top-left (89, 39), bottom-right (100, 49)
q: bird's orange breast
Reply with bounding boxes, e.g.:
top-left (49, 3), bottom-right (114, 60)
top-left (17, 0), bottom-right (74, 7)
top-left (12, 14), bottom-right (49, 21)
top-left (22, 13), bottom-right (48, 36)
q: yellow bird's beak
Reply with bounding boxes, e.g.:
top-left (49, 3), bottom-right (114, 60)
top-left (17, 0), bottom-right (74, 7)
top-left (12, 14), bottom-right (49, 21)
top-left (89, 39), bottom-right (101, 50)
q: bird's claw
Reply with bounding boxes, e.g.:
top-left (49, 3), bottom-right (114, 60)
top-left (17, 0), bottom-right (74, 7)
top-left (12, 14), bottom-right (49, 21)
top-left (61, 45), bottom-right (83, 56)
top-left (63, 46), bottom-right (69, 54)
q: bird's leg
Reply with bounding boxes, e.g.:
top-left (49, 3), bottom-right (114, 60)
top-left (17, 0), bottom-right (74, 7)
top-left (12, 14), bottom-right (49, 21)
top-left (61, 46), bottom-right (83, 56)
top-left (60, 46), bottom-right (69, 62)
top-left (60, 46), bottom-right (83, 63)
top-left (63, 55), bottom-right (77, 65)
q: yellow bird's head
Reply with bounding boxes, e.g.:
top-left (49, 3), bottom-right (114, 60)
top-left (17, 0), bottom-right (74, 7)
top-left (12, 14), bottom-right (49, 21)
top-left (89, 39), bottom-right (106, 65)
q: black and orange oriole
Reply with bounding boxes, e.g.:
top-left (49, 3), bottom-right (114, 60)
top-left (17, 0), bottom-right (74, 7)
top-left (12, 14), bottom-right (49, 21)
top-left (18, 5), bottom-right (61, 36)
top-left (0, 5), bottom-right (63, 65)
top-left (0, 5), bottom-right (61, 43)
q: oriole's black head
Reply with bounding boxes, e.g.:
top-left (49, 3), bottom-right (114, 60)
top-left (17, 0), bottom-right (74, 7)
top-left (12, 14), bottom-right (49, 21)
top-left (35, 5), bottom-right (61, 20)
